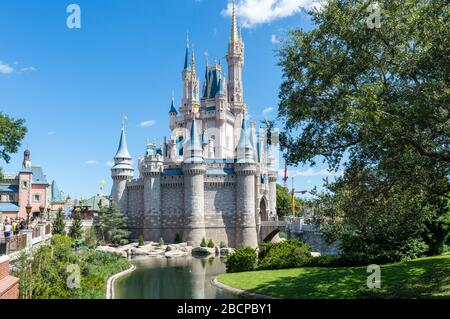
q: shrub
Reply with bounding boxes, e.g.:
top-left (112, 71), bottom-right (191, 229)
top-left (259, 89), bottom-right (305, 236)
top-left (258, 240), bottom-right (312, 270)
top-left (207, 239), bottom-right (215, 248)
top-left (220, 241), bottom-right (228, 249)
top-left (138, 235), bottom-right (145, 247)
top-left (84, 227), bottom-right (97, 248)
top-left (200, 238), bottom-right (207, 248)
top-left (226, 247), bottom-right (258, 273)
top-left (174, 233), bottom-right (182, 244)
top-left (159, 238), bottom-right (165, 246)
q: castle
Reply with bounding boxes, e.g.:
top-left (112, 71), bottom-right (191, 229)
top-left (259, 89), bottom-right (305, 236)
top-left (110, 5), bottom-right (277, 248)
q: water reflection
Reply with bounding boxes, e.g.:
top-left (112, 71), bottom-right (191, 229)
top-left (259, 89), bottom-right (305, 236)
top-left (114, 256), bottom-right (238, 299)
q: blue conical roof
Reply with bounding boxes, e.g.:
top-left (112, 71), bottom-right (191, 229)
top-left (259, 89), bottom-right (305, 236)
top-left (115, 128), bottom-right (131, 159)
top-left (169, 98), bottom-right (178, 114)
top-left (190, 119), bottom-right (203, 152)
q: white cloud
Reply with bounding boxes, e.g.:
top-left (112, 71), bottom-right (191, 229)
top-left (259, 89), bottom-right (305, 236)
top-left (47, 131), bottom-right (56, 136)
top-left (271, 34), bottom-right (280, 43)
top-left (140, 120), bottom-right (157, 128)
top-left (222, 0), bottom-right (318, 28)
top-left (21, 66), bottom-right (37, 72)
top-left (85, 160), bottom-right (97, 165)
top-left (106, 160), bottom-right (115, 167)
top-left (262, 106), bottom-right (274, 116)
top-left (278, 167), bottom-right (335, 177)
top-left (0, 61), bottom-right (14, 74)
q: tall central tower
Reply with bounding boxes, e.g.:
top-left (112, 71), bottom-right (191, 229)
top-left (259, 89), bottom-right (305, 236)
top-left (226, 2), bottom-right (245, 111)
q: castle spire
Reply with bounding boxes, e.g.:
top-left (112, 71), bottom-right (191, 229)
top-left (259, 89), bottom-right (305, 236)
top-left (115, 127), bottom-right (131, 160)
top-left (191, 46), bottom-right (196, 74)
top-left (230, 0), bottom-right (238, 43)
top-left (184, 32), bottom-right (190, 70)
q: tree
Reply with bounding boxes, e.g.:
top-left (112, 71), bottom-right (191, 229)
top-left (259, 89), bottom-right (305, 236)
top-left (276, 184), bottom-right (303, 217)
top-left (68, 208), bottom-right (83, 240)
top-left (96, 203), bottom-right (129, 246)
top-left (0, 112), bottom-right (27, 179)
top-left (52, 208), bottom-right (66, 236)
top-left (277, 0), bottom-right (449, 260)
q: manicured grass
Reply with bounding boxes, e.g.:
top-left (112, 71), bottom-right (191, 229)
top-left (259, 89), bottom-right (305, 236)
top-left (217, 253), bottom-right (450, 299)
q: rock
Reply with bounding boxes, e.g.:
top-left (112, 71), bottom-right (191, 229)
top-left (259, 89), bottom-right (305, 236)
top-left (181, 246), bottom-right (193, 253)
top-left (166, 245), bottom-right (178, 252)
top-left (96, 246), bottom-right (127, 258)
top-left (312, 252), bottom-right (322, 257)
top-left (220, 248), bottom-right (235, 255)
top-left (215, 246), bottom-right (221, 255)
top-left (131, 248), bottom-right (151, 256)
top-left (148, 251), bottom-right (166, 257)
top-left (192, 247), bottom-right (215, 256)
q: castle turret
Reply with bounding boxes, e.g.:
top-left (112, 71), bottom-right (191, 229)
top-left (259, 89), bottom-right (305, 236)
top-left (142, 143), bottom-right (164, 241)
top-left (235, 117), bottom-right (258, 248)
top-left (183, 118), bottom-right (206, 246)
top-left (23, 149), bottom-right (31, 169)
top-left (111, 127), bottom-right (134, 213)
top-left (181, 33), bottom-right (191, 112)
top-left (169, 96), bottom-right (178, 131)
top-left (227, 1), bottom-right (245, 111)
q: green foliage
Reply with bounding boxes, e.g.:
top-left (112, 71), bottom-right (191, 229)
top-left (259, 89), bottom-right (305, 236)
top-left (207, 239), bottom-right (215, 248)
top-left (278, 0), bottom-right (450, 262)
top-left (258, 240), bottom-right (312, 270)
top-left (84, 227), bottom-right (97, 248)
top-left (200, 238), bottom-right (207, 248)
top-left (174, 233), bottom-right (182, 244)
top-left (11, 235), bottom-right (130, 299)
top-left (69, 209), bottom-right (83, 240)
top-left (138, 235), bottom-right (145, 247)
top-left (0, 112), bottom-right (27, 164)
top-left (220, 241), bottom-right (228, 249)
top-left (422, 197), bottom-right (450, 256)
top-left (52, 208), bottom-right (66, 236)
top-left (159, 238), bottom-right (164, 246)
top-left (276, 184), bottom-right (303, 217)
top-left (96, 203), bottom-right (130, 246)
top-left (225, 247), bottom-right (258, 273)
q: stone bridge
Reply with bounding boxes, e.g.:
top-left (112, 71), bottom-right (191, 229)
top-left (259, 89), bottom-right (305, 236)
top-left (259, 218), bottom-right (317, 242)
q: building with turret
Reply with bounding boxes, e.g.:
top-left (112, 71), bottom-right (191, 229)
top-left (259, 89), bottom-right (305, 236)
top-left (110, 5), bottom-right (277, 248)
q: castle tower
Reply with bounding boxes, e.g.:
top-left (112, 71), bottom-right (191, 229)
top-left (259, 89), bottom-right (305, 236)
top-left (22, 149), bottom-right (31, 169)
top-left (235, 117), bottom-right (258, 248)
top-left (185, 48), bottom-right (200, 116)
top-left (181, 33), bottom-right (191, 112)
top-left (182, 118), bottom-right (206, 246)
top-left (142, 143), bottom-right (164, 241)
top-left (169, 96), bottom-right (178, 132)
top-left (226, 1), bottom-right (245, 111)
top-left (111, 127), bottom-right (134, 213)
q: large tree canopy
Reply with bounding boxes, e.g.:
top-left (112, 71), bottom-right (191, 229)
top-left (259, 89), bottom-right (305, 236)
top-left (278, 0), bottom-right (449, 260)
top-left (0, 112), bottom-right (27, 163)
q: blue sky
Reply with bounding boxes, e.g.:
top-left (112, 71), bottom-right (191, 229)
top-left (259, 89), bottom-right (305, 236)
top-left (0, 0), bottom-right (337, 199)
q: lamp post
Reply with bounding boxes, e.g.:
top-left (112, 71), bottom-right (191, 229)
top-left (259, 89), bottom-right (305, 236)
top-left (26, 203), bottom-right (32, 229)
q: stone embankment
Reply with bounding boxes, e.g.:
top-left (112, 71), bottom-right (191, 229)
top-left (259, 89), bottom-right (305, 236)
top-left (97, 242), bottom-right (235, 259)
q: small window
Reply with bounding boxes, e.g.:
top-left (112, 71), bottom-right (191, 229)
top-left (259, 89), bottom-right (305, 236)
top-left (33, 194), bottom-right (41, 202)
top-left (8, 194), bottom-right (14, 202)
top-left (22, 181), bottom-right (28, 189)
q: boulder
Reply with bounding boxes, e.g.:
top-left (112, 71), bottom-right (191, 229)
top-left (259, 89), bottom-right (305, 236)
top-left (192, 247), bottom-right (215, 256)
top-left (131, 248), bottom-right (151, 256)
top-left (165, 251), bottom-right (188, 258)
top-left (96, 246), bottom-right (128, 258)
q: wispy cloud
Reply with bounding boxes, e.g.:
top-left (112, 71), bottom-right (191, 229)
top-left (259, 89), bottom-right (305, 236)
top-left (106, 161), bottom-right (115, 167)
top-left (21, 66), bottom-right (37, 73)
top-left (222, 0), bottom-right (318, 28)
top-left (262, 106), bottom-right (274, 116)
top-left (85, 160), bottom-right (98, 165)
top-left (0, 61), bottom-right (14, 74)
top-left (47, 131), bottom-right (56, 136)
top-left (278, 168), bottom-right (338, 178)
top-left (140, 120), bottom-right (157, 128)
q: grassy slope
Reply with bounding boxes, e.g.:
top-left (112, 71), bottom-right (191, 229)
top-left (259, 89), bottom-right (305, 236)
top-left (217, 253), bottom-right (450, 299)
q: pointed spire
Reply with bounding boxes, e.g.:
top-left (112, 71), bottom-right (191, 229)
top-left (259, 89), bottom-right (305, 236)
top-left (184, 32), bottom-right (190, 70)
top-left (115, 127), bottom-right (131, 159)
top-left (191, 46), bottom-right (196, 74)
top-left (237, 114), bottom-right (255, 163)
top-left (169, 94), bottom-right (178, 114)
top-left (230, 0), bottom-right (238, 43)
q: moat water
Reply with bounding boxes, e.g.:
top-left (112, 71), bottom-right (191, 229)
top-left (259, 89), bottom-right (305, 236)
top-left (114, 256), bottom-right (238, 299)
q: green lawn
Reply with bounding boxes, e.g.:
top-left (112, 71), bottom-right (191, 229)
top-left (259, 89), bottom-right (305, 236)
top-left (217, 253), bottom-right (450, 299)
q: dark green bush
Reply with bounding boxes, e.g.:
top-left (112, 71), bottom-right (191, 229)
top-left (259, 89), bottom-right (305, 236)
top-left (138, 235), bottom-right (145, 247)
top-left (207, 239), bottom-right (215, 248)
top-left (258, 240), bottom-right (312, 270)
top-left (159, 238), bottom-right (165, 246)
top-left (226, 247), bottom-right (258, 273)
top-left (220, 241), bottom-right (228, 249)
top-left (200, 238), bottom-right (207, 248)
top-left (174, 233), bottom-right (182, 244)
